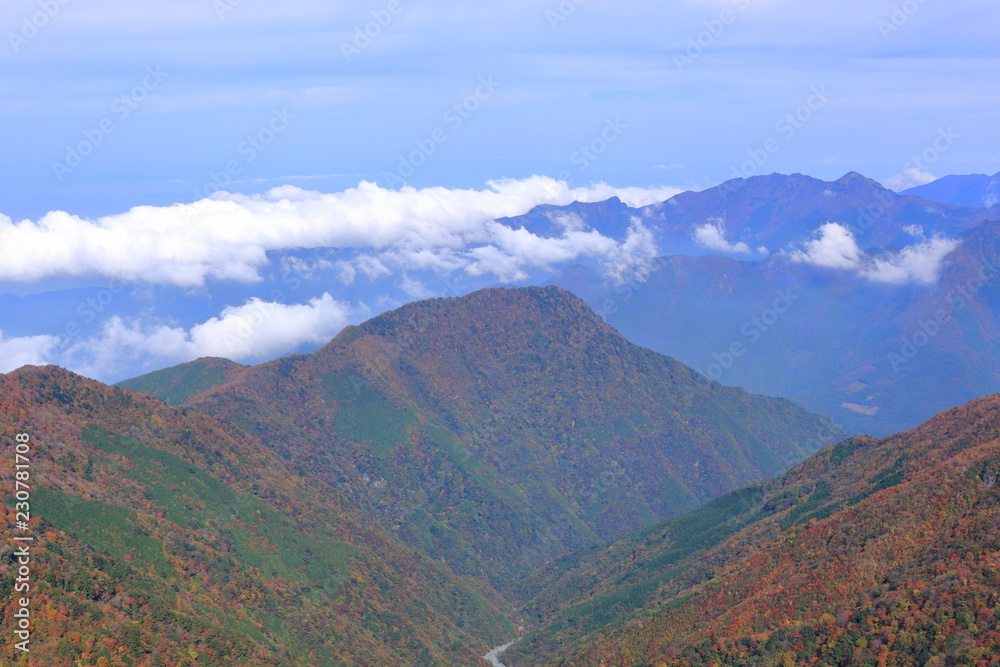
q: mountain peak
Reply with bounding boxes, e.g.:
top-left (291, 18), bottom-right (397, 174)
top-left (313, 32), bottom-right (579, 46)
top-left (166, 284), bottom-right (839, 588)
top-left (836, 170), bottom-right (889, 190)
top-left (351, 285), bottom-right (600, 342)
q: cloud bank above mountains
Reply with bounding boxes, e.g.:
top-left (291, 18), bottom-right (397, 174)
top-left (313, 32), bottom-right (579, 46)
top-left (0, 294), bottom-right (358, 377)
top-left (0, 177), bottom-right (679, 380)
top-left (0, 177), bottom-right (679, 287)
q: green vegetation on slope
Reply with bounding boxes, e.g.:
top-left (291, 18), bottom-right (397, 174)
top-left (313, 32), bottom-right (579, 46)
top-left (114, 357), bottom-right (246, 405)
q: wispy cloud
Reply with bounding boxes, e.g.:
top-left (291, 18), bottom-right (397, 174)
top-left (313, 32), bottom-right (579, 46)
top-left (787, 222), bottom-right (960, 284)
top-left (0, 331), bottom-right (62, 373)
top-left (884, 166), bottom-right (938, 192)
top-left (692, 219), bottom-right (752, 255)
top-left (863, 237), bottom-right (961, 285)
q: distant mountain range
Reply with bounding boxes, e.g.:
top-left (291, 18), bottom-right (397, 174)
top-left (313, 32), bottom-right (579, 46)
top-left (7, 169), bottom-right (1000, 665)
top-left (902, 171), bottom-right (1000, 208)
top-left (538, 173), bottom-right (1000, 435)
top-left (6, 171), bottom-right (1000, 443)
top-left (118, 286), bottom-right (838, 592)
top-left (505, 393), bottom-right (1000, 665)
top-left (505, 171), bottom-right (991, 259)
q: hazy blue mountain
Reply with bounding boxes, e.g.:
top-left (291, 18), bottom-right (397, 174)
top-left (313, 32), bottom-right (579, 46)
top-left (501, 172), bottom-right (994, 260)
top-left (551, 217), bottom-right (1000, 436)
top-left (9, 171), bottom-right (997, 389)
top-left (903, 171), bottom-right (1000, 208)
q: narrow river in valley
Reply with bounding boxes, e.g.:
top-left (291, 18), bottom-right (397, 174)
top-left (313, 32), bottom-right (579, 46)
top-left (484, 640), bottom-right (514, 666)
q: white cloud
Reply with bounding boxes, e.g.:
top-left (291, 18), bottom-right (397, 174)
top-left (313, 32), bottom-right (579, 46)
top-left (340, 214), bottom-right (662, 285)
top-left (884, 166), bottom-right (937, 192)
top-left (985, 179), bottom-right (999, 208)
top-left (0, 177), bottom-right (682, 288)
top-left (187, 293), bottom-right (356, 359)
top-left (787, 223), bottom-right (863, 269)
top-left (602, 218), bottom-right (660, 284)
top-left (279, 255), bottom-right (336, 280)
top-left (335, 261), bottom-right (357, 285)
top-left (862, 237), bottom-right (961, 285)
top-left (0, 331), bottom-right (62, 373)
top-left (549, 212), bottom-right (587, 232)
top-left (692, 219), bottom-right (752, 254)
top-left (787, 222), bottom-right (960, 285)
top-left (62, 293), bottom-right (357, 380)
top-left (397, 274), bottom-right (434, 300)
top-left (594, 185), bottom-right (685, 208)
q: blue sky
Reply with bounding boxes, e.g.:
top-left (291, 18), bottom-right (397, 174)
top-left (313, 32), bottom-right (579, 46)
top-left (2, 0), bottom-right (998, 221)
top-left (0, 0), bottom-right (998, 382)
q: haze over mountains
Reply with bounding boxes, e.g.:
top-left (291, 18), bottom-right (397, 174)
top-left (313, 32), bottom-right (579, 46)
top-left (4, 165), bottom-right (1000, 662)
top-left (543, 172), bottom-right (1000, 435)
top-left (902, 171), bottom-right (1000, 209)
top-left (4, 170), bottom-right (1000, 442)
top-left (5, 0), bottom-right (997, 661)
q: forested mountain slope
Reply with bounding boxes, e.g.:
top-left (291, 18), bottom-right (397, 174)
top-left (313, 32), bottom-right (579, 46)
top-left (0, 366), bottom-right (512, 666)
top-left (122, 286), bottom-right (840, 591)
top-left (506, 395), bottom-right (1000, 666)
